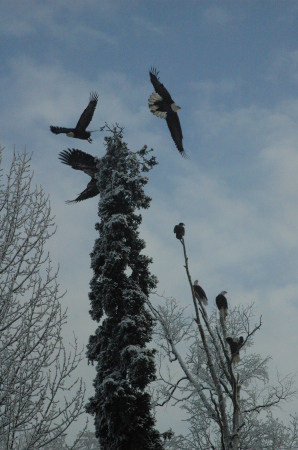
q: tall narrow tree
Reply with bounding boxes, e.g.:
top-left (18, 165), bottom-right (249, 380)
top-left (86, 126), bottom-right (163, 450)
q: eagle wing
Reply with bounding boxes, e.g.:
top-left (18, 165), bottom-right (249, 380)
top-left (50, 126), bottom-right (74, 135)
top-left (226, 338), bottom-right (236, 353)
top-left (194, 285), bottom-right (207, 301)
top-left (75, 92), bottom-right (99, 132)
top-left (238, 336), bottom-right (244, 347)
top-left (226, 337), bottom-right (243, 354)
top-left (216, 294), bottom-right (228, 309)
top-left (59, 149), bottom-right (97, 178)
top-left (66, 179), bottom-right (99, 204)
top-left (173, 225), bottom-right (179, 234)
top-left (166, 112), bottom-right (187, 158)
top-left (149, 68), bottom-right (173, 103)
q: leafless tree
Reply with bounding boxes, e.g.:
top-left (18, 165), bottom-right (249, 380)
top-left (148, 236), bottom-right (298, 449)
top-left (42, 430), bottom-right (100, 450)
top-left (0, 147), bottom-right (86, 449)
top-left (74, 430), bottom-right (101, 450)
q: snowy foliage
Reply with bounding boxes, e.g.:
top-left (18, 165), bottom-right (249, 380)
top-left (0, 147), bottom-right (86, 449)
top-left (86, 126), bottom-right (163, 449)
top-left (41, 430), bottom-right (101, 450)
top-left (149, 238), bottom-right (298, 450)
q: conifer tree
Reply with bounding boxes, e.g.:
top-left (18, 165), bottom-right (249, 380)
top-left (86, 125), bottom-right (164, 450)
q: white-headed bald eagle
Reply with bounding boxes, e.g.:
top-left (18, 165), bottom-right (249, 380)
top-left (50, 92), bottom-right (99, 143)
top-left (226, 336), bottom-right (244, 363)
top-left (216, 291), bottom-right (228, 317)
top-left (174, 223), bottom-right (185, 240)
top-left (59, 148), bottom-right (99, 203)
top-left (193, 280), bottom-right (208, 306)
top-left (148, 68), bottom-right (186, 158)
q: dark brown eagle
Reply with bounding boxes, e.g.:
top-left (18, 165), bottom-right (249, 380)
top-left (216, 291), bottom-right (228, 317)
top-left (193, 280), bottom-right (208, 306)
top-left (226, 337), bottom-right (244, 363)
top-left (59, 149), bottom-right (99, 203)
top-left (50, 92), bottom-right (99, 143)
top-left (174, 223), bottom-right (185, 240)
top-left (148, 68), bottom-right (186, 158)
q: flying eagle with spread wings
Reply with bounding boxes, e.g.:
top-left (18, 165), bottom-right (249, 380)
top-left (50, 92), bottom-right (99, 143)
top-left (59, 149), bottom-right (99, 203)
top-left (148, 68), bottom-right (186, 158)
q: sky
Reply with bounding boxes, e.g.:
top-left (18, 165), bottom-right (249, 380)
top-left (1, 0), bottom-right (298, 442)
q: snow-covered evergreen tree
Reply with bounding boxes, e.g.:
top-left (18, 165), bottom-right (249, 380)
top-left (86, 126), bottom-right (163, 450)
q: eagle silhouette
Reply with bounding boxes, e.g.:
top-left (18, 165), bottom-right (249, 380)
top-left (216, 291), bottom-right (228, 317)
top-left (174, 223), bottom-right (185, 240)
top-left (148, 67), bottom-right (186, 158)
top-left (194, 280), bottom-right (208, 306)
top-left (226, 337), bottom-right (244, 363)
top-left (59, 149), bottom-right (99, 203)
top-left (50, 92), bottom-right (99, 143)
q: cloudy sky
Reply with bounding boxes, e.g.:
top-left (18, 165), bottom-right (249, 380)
top-left (1, 0), bottom-right (298, 440)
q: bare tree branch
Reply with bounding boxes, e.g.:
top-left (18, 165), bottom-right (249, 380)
top-left (0, 148), bottom-right (86, 449)
top-left (149, 230), bottom-right (298, 449)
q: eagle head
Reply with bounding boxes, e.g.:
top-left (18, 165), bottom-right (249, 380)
top-left (171, 103), bottom-right (181, 112)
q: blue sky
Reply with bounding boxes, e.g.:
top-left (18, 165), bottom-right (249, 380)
top-left (1, 0), bottom-right (298, 440)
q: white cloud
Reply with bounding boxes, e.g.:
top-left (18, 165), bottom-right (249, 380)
top-left (1, 13), bottom-right (298, 438)
top-left (131, 16), bottom-right (167, 36)
top-left (0, 1), bottom-right (117, 39)
top-left (267, 48), bottom-right (298, 85)
top-left (202, 6), bottom-right (233, 26)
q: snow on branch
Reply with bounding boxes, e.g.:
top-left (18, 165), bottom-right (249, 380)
top-left (148, 226), bottom-right (298, 449)
top-left (0, 147), bottom-right (86, 449)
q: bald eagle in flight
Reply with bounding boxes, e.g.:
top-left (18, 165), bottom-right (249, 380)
top-left (226, 336), bottom-right (244, 363)
top-left (59, 149), bottom-right (99, 203)
top-left (216, 291), bottom-right (228, 317)
top-left (50, 92), bottom-right (99, 143)
top-left (174, 223), bottom-right (185, 240)
top-left (193, 280), bottom-right (208, 306)
top-left (148, 68), bottom-right (186, 158)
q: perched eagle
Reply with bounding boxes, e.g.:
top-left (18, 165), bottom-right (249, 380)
top-left (216, 291), bottom-right (228, 317)
top-left (174, 223), bottom-right (185, 240)
top-left (59, 148), bottom-right (99, 203)
top-left (50, 92), bottom-right (99, 143)
top-left (193, 280), bottom-right (208, 306)
top-left (148, 67), bottom-right (186, 158)
top-left (226, 336), bottom-right (244, 363)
